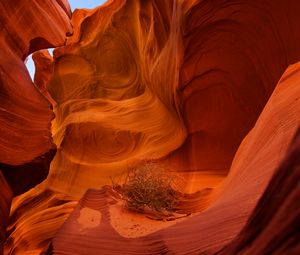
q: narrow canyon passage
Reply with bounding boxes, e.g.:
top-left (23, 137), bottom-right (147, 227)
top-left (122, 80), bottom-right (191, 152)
top-left (0, 0), bottom-right (300, 254)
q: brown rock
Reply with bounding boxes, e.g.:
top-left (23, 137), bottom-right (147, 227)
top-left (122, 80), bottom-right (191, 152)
top-left (43, 0), bottom-right (186, 196)
top-left (0, 0), bottom-right (72, 195)
top-left (32, 50), bottom-right (56, 106)
top-left (169, 0), bottom-right (300, 174)
top-left (4, 1), bottom-right (300, 254)
top-left (217, 127), bottom-right (300, 254)
top-left (0, 171), bottom-right (12, 254)
top-left (46, 52), bottom-right (300, 255)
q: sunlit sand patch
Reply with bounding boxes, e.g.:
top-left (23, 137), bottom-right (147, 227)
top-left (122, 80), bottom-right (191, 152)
top-left (109, 201), bottom-right (192, 238)
top-left (77, 207), bottom-right (102, 232)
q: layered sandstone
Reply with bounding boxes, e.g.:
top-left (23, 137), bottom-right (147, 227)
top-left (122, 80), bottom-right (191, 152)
top-left (218, 127), bottom-right (300, 254)
top-left (170, 0), bottom-right (300, 175)
top-left (33, 0), bottom-right (300, 195)
top-left (0, 0), bottom-right (72, 195)
top-left (1, 0), bottom-right (300, 254)
top-left (0, 0), bottom-right (71, 252)
top-left (44, 0), bottom-right (187, 196)
top-left (0, 172), bottom-right (12, 254)
top-left (47, 60), bottom-right (300, 254)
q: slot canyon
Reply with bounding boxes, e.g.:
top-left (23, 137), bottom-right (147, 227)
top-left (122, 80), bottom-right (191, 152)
top-left (0, 0), bottom-right (300, 254)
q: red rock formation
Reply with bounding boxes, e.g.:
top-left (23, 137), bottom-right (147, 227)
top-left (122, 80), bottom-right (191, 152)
top-left (5, 189), bottom-right (76, 254)
top-left (29, 0), bottom-right (300, 195)
top-left (170, 0), bottom-right (300, 174)
top-left (43, 0), bottom-right (187, 196)
top-left (32, 50), bottom-right (56, 106)
top-left (217, 126), bottom-right (300, 254)
top-left (0, 0), bottom-right (72, 196)
top-left (0, 0), bottom-right (71, 252)
top-left (45, 50), bottom-right (300, 255)
top-left (0, 171), bottom-right (12, 254)
top-left (2, 0), bottom-right (300, 254)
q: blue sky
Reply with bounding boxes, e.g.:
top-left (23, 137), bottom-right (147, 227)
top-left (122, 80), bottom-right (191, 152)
top-left (26, 0), bottom-right (107, 79)
top-left (68, 0), bottom-right (107, 10)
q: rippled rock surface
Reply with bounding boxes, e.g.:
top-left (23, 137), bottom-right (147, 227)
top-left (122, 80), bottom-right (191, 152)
top-left (1, 0), bottom-right (300, 254)
top-left (47, 58), bottom-right (300, 255)
top-left (0, 0), bottom-right (72, 252)
top-left (44, 0), bottom-right (187, 196)
top-left (0, 172), bottom-right (12, 254)
top-left (0, 0), bottom-right (72, 196)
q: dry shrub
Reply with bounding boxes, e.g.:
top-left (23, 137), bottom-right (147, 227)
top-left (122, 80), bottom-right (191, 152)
top-left (117, 161), bottom-right (180, 215)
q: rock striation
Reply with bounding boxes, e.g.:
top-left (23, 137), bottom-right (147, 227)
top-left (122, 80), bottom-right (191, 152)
top-left (217, 126), bottom-right (300, 254)
top-left (1, 0), bottom-right (300, 254)
top-left (0, 0), bottom-right (72, 195)
top-left (0, 0), bottom-right (71, 252)
top-left (170, 0), bottom-right (300, 175)
top-left (47, 58), bottom-right (300, 255)
top-left (43, 0), bottom-right (187, 196)
top-left (0, 171), bottom-right (12, 254)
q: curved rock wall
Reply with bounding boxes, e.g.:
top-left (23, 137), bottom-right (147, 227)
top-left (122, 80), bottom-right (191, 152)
top-left (43, 0), bottom-right (186, 196)
top-left (36, 0), bottom-right (300, 195)
top-left (217, 126), bottom-right (300, 254)
top-left (1, 0), bottom-right (300, 254)
top-left (0, 0), bottom-right (72, 195)
top-left (169, 0), bottom-right (300, 173)
top-left (0, 172), bottom-right (12, 254)
top-left (0, 0), bottom-right (71, 251)
top-left (48, 58), bottom-right (300, 255)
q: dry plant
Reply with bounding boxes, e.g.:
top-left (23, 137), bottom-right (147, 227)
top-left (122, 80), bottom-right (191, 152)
top-left (114, 161), bottom-right (181, 216)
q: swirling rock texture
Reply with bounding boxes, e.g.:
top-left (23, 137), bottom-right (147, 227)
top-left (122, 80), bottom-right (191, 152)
top-left (170, 0), bottom-right (300, 175)
top-left (0, 0), bottom-right (72, 195)
top-left (1, 0), bottom-right (300, 254)
top-left (46, 60), bottom-right (300, 255)
top-left (0, 0), bottom-right (72, 252)
top-left (218, 127), bottom-right (300, 254)
top-left (39, 0), bottom-right (187, 197)
top-left (0, 172), bottom-right (12, 254)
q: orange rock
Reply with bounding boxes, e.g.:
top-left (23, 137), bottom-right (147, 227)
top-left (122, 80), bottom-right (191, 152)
top-left (4, 188), bottom-right (77, 254)
top-left (3, 0), bottom-right (300, 254)
top-left (43, 0), bottom-right (186, 196)
top-left (32, 50), bottom-right (56, 106)
top-left (218, 127), bottom-right (300, 254)
top-left (0, 171), bottom-right (12, 254)
top-left (0, 0), bottom-right (72, 195)
top-left (169, 0), bottom-right (300, 175)
top-left (47, 53), bottom-right (300, 255)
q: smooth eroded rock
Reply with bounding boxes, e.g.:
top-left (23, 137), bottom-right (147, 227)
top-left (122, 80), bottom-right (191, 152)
top-left (169, 0), bottom-right (300, 174)
top-left (0, 0), bottom-right (72, 195)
